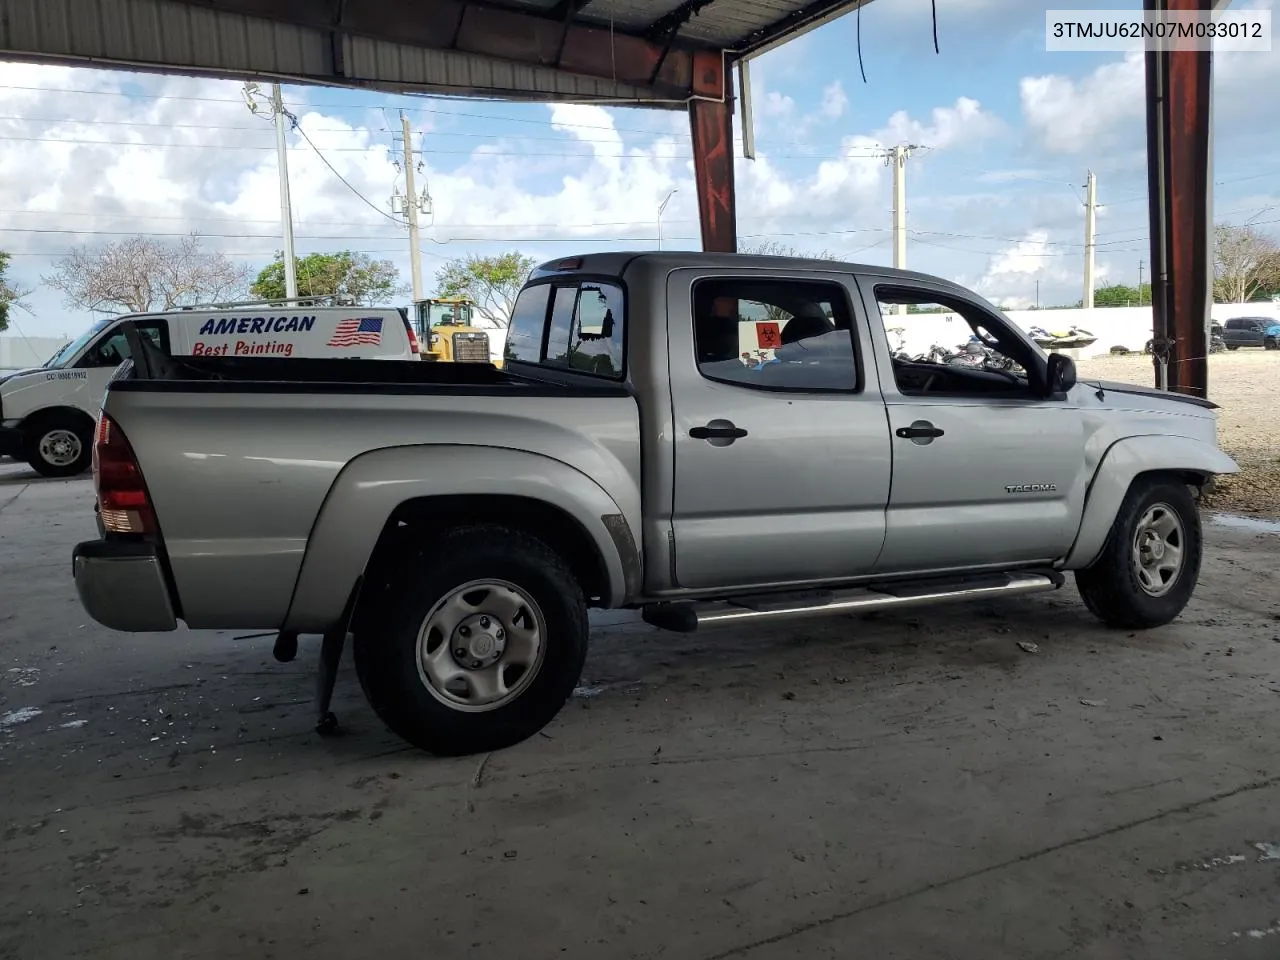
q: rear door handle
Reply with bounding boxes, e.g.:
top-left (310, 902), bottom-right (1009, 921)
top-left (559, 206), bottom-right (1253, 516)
top-left (896, 421), bottom-right (945, 443)
top-left (690, 420), bottom-right (748, 445)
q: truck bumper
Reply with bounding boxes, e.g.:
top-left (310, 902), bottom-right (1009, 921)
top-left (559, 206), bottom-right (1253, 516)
top-left (73, 539), bottom-right (178, 632)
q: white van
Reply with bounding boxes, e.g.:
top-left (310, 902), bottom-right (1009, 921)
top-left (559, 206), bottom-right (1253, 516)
top-left (0, 302), bottom-right (422, 477)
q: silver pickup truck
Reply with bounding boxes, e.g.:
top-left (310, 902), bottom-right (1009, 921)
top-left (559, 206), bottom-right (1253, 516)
top-left (73, 252), bottom-right (1238, 756)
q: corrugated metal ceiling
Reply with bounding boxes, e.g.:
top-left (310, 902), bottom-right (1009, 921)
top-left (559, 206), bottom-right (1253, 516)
top-left (0, 0), bottom-right (868, 102)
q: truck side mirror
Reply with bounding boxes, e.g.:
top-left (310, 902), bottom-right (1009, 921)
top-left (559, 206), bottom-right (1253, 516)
top-left (1047, 352), bottom-right (1077, 395)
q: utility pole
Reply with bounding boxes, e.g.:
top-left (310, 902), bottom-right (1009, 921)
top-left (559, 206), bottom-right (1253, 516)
top-left (1036, 279), bottom-right (1041, 310)
top-left (1137, 259), bottom-right (1145, 305)
top-left (272, 85), bottom-right (298, 300)
top-left (400, 113), bottom-right (424, 303)
top-left (1082, 170), bottom-right (1097, 310)
top-left (887, 144), bottom-right (919, 315)
top-left (244, 81), bottom-right (298, 299)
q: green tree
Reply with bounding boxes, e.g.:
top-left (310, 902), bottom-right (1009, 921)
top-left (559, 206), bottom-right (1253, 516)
top-left (434, 252), bottom-right (537, 327)
top-left (1093, 283), bottom-right (1152, 307)
top-left (0, 251), bottom-right (26, 333)
top-left (251, 251), bottom-right (406, 306)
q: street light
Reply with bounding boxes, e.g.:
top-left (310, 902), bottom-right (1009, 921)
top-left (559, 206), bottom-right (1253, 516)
top-left (657, 188), bottom-right (678, 251)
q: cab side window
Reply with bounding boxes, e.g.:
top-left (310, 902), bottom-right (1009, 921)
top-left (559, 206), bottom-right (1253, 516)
top-left (691, 278), bottom-right (860, 392)
top-left (504, 280), bottom-right (626, 380)
top-left (78, 321), bottom-right (169, 368)
top-left (544, 283), bottom-right (624, 378)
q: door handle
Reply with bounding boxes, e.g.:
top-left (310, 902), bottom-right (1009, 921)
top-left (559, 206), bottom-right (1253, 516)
top-left (896, 421), bottom-right (945, 442)
top-left (690, 420), bottom-right (748, 444)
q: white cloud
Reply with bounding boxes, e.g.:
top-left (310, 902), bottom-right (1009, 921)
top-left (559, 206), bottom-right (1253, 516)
top-left (1019, 53), bottom-right (1144, 154)
top-left (1022, 10), bottom-right (1280, 156)
top-left (969, 230), bottom-right (1109, 309)
top-left (876, 96), bottom-right (1004, 150)
top-left (821, 81), bottom-right (848, 120)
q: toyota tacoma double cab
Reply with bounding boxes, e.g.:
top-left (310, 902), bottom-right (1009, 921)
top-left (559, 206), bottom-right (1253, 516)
top-left (72, 253), bottom-right (1239, 756)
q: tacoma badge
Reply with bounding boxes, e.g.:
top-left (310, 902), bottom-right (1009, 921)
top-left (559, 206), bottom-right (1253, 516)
top-left (1005, 483), bottom-right (1057, 493)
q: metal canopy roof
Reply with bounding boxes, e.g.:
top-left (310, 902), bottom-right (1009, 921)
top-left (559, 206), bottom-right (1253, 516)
top-left (0, 0), bottom-right (869, 104)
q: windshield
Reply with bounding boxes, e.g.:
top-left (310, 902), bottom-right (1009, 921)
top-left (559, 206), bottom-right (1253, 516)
top-left (429, 303), bottom-right (471, 327)
top-left (44, 318), bottom-right (113, 369)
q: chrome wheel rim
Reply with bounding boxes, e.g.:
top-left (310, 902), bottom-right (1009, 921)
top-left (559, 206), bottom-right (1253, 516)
top-left (1131, 503), bottom-right (1185, 598)
top-left (39, 429), bottom-right (81, 467)
top-left (415, 578), bottom-right (546, 713)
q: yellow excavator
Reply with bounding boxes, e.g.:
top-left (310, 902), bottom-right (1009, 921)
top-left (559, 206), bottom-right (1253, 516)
top-left (411, 297), bottom-right (502, 367)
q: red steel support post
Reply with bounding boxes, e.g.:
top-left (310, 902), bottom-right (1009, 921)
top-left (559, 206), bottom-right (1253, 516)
top-left (1144, 0), bottom-right (1213, 397)
top-left (688, 56), bottom-right (737, 253)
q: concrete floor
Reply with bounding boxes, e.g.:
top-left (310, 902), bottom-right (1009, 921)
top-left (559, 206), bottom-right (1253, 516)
top-left (3, 461), bottom-right (1280, 960)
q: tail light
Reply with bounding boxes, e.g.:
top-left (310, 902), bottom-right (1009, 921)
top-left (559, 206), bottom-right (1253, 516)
top-left (92, 413), bottom-right (156, 535)
top-left (401, 315), bottom-right (422, 355)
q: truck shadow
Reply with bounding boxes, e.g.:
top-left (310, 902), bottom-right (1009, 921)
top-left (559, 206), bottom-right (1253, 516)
top-left (0, 459), bottom-right (88, 485)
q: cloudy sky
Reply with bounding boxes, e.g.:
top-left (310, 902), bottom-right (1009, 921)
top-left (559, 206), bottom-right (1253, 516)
top-left (2, 0), bottom-right (1278, 339)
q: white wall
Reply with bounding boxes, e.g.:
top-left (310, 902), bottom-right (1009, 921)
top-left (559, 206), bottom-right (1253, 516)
top-left (886, 302), bottom-right (1280, 361)
top-left (0, 335), bottom-right (69, 372)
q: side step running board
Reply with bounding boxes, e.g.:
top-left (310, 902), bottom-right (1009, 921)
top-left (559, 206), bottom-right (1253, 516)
top-left (641, 571), bottom-right (1064, 634)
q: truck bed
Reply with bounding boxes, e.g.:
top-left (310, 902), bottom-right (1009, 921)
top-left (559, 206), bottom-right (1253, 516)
top-left (100, 348), bottom-right (642, 630)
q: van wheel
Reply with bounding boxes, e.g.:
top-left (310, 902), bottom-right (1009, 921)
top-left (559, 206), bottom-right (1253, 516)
top-left (1226, 344), bottom-right (1239, 351)
top-left (353, 525), bottom-right (589, 756)
top-left (23, 415), bottom-right (93, 478)
top-left (1075, 476), bottom-right (1201, 629)
top-left (1265, 337), bottom-right (1278, 351)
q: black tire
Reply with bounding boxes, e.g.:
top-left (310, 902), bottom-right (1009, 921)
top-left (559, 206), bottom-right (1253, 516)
top-left (22, 414), bottom-right (93, 478)
top-left (353, 525), bottom-right (589, 756)
top-left (1075, 476), bottom-right (1202, 629)
top-left (1226, 344), bottom-right (1239, 351)
top-left (1265, 338), bottom-right (1278, 351)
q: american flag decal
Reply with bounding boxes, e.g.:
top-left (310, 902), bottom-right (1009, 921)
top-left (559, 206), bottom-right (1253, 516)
top-left (327, 316), bottom-right (383, 347)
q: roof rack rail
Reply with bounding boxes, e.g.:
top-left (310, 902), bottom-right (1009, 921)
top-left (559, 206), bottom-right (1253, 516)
top-left (176, 295), bottom-right (356, 310)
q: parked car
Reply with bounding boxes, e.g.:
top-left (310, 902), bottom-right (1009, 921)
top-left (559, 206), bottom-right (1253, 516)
top-left (1221, 316), bottom-right (1280, 350)
top-left (0, 300), bottom-right (422, 477)
top-left (70, 253), bottom-right (1239, 756)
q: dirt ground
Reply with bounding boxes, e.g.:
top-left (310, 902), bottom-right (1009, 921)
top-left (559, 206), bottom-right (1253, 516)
top-left (1078, 352), bottom-right (1280, 517)
top-left (4, 461), bottom-right (1280, 959)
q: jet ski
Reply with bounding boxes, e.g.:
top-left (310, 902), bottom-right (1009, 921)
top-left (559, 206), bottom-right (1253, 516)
top-left (1027, 325), bottom-right (1098, 349)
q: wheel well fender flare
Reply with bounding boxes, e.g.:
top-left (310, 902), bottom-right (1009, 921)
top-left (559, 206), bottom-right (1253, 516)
top-left (21, 405), bottom-right (96, 434)
top-left (281, 444), bottom-right (641, 633)
top-left (1062, 434), bottom-right (1239, 569)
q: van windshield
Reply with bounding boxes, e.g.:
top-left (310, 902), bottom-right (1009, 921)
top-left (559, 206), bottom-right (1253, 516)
top-left (44, 318), bottom-right (113, 369)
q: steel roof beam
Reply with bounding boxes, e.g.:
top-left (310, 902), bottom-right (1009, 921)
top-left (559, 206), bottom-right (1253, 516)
top-left (169, 0), bottom-right (725, 99)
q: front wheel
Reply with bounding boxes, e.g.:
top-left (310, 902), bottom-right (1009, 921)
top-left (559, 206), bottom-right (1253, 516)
top-left (1226, 344), bottom-right (1240, 351)
top-left (1075, 476), bottom-right (1202, 629)
top-left (23, 415), bottom-right (92, 478)
top-left (353, 525), bottom-right (589, 756)
top-left (1265, 338), bottom-right (1278, 351)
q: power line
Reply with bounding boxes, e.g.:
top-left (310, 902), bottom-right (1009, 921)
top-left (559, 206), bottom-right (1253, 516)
top-left (284, 109), bottom-right (405, 226)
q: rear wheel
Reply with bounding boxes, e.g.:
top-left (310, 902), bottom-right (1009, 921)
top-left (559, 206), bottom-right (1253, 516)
top-left (1226, 344), bottom-right (1240, 351)
top-left (23, 414), bottom-right (92, 478)
top-left (353, 525), bottom-right (589, 756)
top-left (1075, 476), bottom-right (1201, 629)
top-left (1265, 337), bottom-right (1278, 351)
